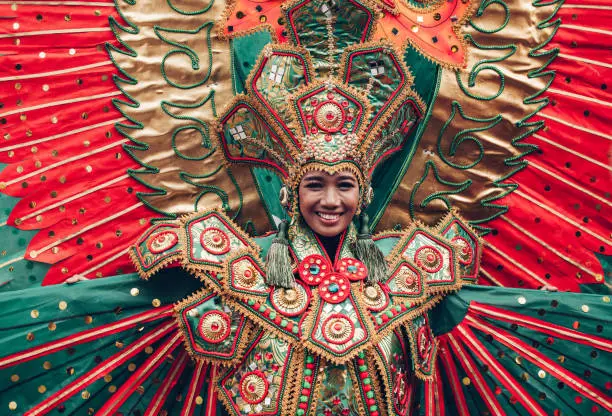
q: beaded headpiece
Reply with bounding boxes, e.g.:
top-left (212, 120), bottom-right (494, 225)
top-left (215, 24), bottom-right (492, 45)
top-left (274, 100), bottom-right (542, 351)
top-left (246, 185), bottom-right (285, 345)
top-left (216, 0), bottom-right (425, 213)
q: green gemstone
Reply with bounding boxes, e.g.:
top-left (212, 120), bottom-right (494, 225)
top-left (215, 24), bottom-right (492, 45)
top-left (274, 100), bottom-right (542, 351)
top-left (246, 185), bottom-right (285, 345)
top-left (297, 410), bottom-right (305, 416)
top-left (269, 311), bottom-right (277, 319)
top-left (370, 405), bottom-right (378, 411)
top-left (299, 396), bottom-right (308, 403)
top-left (292, 326), bottom-right (299, 334)
top-left (303, 381), bottom-right (311, 389)
top-left (304, 369), bottom-right (312, 376)
top-left (376, 317), bottom-right (382, 325)
top-left (306, 356), bottom-right (314, 364)
top-left (363, 378), bottom-right (371, 385)
top-left (386, 310), bottom-right (393, 318)
top-left (366, 391), bottom-right (374, 398)
top-left (258, 304), bottom-right (266, 312)
top-left (359, 365), bottom-right (367, 372)
top-left (281, 319), bottom-right (288, 327)
top-left (247, 299), bottom-right (255, 306)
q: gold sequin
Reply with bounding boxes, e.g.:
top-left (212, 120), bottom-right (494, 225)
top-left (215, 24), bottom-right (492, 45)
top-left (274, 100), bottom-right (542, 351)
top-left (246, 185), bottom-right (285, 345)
top-left (42, 84), bottom-right (49, 92)
top-left (15, 83), bottom-right (21, 90)
top-left (514, 356), bottom-right (522, 365)
top-left (48, 322), bottom-right (56, 331)
top-left (104, 374), bottom-right (112, 383)
top-left (59, 176), bottom-right (66, 184)
top-left (462, 377), bottom-right (470, 385)
top-left (84, 316), bottom-right (93, 324)
top-left (59, 301), bottom-right (68, 310)
top-left (85, 165), bottom-right (92, 173)
top-left (603, 296), bottom-right (610, 303)
top-left (16, 166), bottom-right (23, 173)
top-left (19, 114), bottom-right (26, 121)
top-left (3, 134), bottom-right (10, 140)
top-left (517, 296), bottom-right (526, 305)
top-left (9, 401), bottom-right (17, 410)
top-left (10, 374), bottom-right (19, 382)
top-left (152, 299), bottom-right (161, 307)
top-left (108, 385), bottom-right (117, 393)
top-left (130, 288), bottom-right (139, 296)
top-left (38, 385), bottom-right (46, 393)
top-left (43, 361), bottom-right (52, 370)
top-left (104, 196), bottom-right (111, 203)
top-left (26, 332), bottom-right (34, 341)
top-left (538, 370), bottom-right (546, 379)
top-left (581, 305), bottom-right (589, 313)
top-left (195, 396), bottom-right (203, 405)
top-left (145, 346), bottom-right (154, 354)
top-left (81, 390), bottom-right (90, 400)
top-left (30, 309), bottom-right (39, 318)
top-left (128, 363), bottom-right (136, 372)
top-left (51, 116), bottom-right (58, 124)
top-left (61, 267), bottom-right (69, 274)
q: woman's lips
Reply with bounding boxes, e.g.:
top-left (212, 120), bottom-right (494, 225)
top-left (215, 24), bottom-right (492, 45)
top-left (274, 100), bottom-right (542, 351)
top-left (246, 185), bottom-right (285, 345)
top-left (316, 211), bottom-right (342, 224)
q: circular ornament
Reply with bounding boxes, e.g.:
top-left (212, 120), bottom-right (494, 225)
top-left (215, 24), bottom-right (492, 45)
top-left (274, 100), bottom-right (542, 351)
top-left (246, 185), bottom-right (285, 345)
top-left (298, 254), bottom-right (331, 285)
top-left (451, 236), bottom-right (473, 265)
top-left (313, 100), bottom-right (345, 133)
top-left (319, 273), bottom-right (350, 304)
top-left (395, 266), bottom-right (420, 292)
top-left (322, 313), bottom-right (355, 345)
top-left (239, 370), bottom-right (269, 404)
top-left (414, 246), bottom-right (443, 273)
top-left (197, 311), bottom-right (231, 344)
top-left (362, 284), bottom-right (388, 311)
top-left (271, 282), bottom-right (309, 316)
top-left (233, 261), bottom-right (258, 289)
top-left (148, 231), bottom-right (178, 254)
top-left (200, 227), bottom-right (231, 255)
top-left (336, 257), bottom-right (368, 281)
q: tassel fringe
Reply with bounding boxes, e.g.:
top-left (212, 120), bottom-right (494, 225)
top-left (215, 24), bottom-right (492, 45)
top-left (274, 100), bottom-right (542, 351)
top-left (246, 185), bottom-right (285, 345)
top-left (354, 213), bottom-right (387, 284)
top-left (265, 220), bottom-right (295, 289)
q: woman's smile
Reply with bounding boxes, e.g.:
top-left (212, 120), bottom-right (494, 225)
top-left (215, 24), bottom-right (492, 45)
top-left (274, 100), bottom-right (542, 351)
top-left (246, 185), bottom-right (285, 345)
top-left (298, 170), bottom-right (360, 237)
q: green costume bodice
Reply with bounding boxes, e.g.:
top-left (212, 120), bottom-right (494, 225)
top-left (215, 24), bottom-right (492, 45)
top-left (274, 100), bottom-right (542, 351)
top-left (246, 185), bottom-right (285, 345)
top-left (129, 208), bottom-right (480, 415)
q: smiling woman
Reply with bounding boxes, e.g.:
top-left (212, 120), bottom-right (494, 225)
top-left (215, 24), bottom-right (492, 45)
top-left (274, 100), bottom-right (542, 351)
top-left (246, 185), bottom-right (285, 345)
top-left (298, 170), bottom-right (360, 238)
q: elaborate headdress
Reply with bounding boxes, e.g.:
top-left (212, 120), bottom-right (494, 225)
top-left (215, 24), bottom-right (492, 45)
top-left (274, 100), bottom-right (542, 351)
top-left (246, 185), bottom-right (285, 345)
top-left (215, 0), bottom-right (425, 286)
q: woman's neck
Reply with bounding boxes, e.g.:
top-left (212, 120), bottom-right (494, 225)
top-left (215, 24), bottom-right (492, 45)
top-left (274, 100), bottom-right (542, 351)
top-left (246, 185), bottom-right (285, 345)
top-left (315, 232), bottom-right (342, 264)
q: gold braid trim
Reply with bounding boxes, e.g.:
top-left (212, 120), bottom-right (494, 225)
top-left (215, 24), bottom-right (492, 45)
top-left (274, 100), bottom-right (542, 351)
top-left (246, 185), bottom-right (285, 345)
top-left (385, 222), bottom-right (467, 296)
top-left (368, 343), bottom-right (396, 416)
top-left (212, 93), bottom-right (292, 175)
top-left (172, 287), bottom-right (255, 367)
top-left (348, 362), bottom-right (370, 416)
top-left (308, 357), bottom-right (327, 416)
top-left (128, 221), bottom-right (183, 280)
top-left (128, 245), bottom-right (181, 281)
top-left (282, 347), bottom-right (306, 416)
top-left (405, 307), bottom-right (441, 381)
top-left (434, 208), bottom-right (484, 272)
top-left (364, 347), bottom-right (389, 416)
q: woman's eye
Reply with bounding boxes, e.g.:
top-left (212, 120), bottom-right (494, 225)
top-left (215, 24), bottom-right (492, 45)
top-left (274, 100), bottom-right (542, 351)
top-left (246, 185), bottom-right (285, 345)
top-left (338, 182), bottom-right (355, 189)
top-left (305, 182), bottom-right (323, 189)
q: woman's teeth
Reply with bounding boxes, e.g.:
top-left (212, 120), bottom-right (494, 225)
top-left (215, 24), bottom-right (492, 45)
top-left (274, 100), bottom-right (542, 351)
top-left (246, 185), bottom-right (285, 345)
top-left (317, 212), bottom-right (340, 220)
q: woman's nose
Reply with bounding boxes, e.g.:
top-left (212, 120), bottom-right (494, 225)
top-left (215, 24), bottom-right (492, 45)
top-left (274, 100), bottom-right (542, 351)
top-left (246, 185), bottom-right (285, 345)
top-left (321, 187), bottom-right (340, 207)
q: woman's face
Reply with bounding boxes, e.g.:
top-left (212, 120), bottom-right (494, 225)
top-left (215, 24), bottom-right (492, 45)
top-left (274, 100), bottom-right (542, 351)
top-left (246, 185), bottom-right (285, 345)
top-left (298, 170), bottom-right (360, 237)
